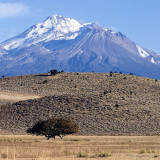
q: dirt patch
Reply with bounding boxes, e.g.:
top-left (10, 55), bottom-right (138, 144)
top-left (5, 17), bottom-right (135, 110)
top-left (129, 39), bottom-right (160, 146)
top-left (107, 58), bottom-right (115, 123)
top-left (47, 74), bottom-right (62, 79)
top-left (0, 91), bottom-right (42, 102)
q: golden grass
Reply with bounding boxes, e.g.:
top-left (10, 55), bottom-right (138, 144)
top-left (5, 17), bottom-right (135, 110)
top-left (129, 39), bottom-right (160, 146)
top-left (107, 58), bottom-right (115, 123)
top-left (0, 135), bottom-right (159, 160)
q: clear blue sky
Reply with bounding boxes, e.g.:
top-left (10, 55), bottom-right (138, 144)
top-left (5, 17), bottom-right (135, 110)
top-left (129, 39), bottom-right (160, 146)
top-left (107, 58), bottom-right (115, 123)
top-left (0, 0), bottom-right (160, 54)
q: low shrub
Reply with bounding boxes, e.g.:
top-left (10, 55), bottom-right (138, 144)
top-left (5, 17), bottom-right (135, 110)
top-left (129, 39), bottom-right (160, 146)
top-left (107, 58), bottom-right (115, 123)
top-left (97, 152), bottom-right (112, 157)
top-left (70, 139), bottom-right (79, 141)
top-left (91, 152), bottom-right (112, 158)
top-left (139, 148), bottom-right (155, 154)
top-left (77, 152), bottom-right (88, 158)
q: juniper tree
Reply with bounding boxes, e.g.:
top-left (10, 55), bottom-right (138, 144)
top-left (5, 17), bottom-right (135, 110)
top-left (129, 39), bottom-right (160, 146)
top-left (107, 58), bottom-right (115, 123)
top-left (27, 118), bottom-right (79, 140)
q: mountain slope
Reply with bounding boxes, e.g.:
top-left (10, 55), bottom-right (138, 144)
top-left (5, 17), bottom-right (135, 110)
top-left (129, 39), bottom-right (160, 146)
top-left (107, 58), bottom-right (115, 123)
top-left (0, 15), bottom-right (160, 78)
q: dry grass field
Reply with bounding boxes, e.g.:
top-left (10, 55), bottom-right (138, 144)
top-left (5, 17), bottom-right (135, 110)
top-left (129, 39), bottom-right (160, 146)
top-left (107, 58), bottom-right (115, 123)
top-left (0, 135), bottom-right (159, 160)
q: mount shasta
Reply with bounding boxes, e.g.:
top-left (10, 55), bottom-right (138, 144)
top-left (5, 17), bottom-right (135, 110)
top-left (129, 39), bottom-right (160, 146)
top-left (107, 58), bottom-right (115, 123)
top-left (0, 14), bottom-right (160, 78)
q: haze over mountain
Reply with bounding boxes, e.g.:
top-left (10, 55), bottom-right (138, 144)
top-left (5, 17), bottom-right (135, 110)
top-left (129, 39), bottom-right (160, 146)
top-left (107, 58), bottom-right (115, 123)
top-left (0, 14), bottom-right (160, 78)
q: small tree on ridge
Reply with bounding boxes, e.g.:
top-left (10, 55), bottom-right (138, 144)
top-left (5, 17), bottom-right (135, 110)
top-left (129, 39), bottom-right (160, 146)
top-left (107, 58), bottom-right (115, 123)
top-left (50, 69), bottom-right (58, 75)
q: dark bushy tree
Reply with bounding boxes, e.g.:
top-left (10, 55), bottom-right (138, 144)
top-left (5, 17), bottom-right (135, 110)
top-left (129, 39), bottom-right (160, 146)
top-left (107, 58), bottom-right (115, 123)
top-left (115, 103), bottom-right (119, 108)
top-left (50, 69), bottom-right (58, 75)
top-left (109, 71), bottom-right (112, 77)
top-left (26, 118), bottom-right (79, 140)
top-left (61, 70), bottom-right (64, 73)
top-left (155, 79), bottom-right (158, 82)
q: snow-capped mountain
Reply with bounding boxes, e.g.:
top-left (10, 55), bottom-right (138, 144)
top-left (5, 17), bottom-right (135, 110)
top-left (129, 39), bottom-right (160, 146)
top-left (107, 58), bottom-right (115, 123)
top-left (2, 14), bottom-right (84, 50)
top-left (0, 14), bottom-right (160, 78)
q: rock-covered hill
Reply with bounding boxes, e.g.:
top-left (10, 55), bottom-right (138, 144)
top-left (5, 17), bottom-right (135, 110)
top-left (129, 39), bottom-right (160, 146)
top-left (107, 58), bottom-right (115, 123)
top-left (0, 72), bottom-right (159, 135)
top-left (0, 94), bottom-right (159, 135)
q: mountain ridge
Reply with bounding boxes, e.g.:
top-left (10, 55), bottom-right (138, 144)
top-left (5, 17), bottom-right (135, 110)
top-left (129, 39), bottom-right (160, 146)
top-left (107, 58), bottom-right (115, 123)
top-left (0, 14), bottom-right (160, 78)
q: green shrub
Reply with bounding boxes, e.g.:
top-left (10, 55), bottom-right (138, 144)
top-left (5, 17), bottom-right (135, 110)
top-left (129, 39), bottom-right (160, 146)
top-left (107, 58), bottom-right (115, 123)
top-left (110, 71), bottom-right (112, 77)
top-left (139, 148), bottom-right (155, 154)
top-left (96, 152), bottom-right (112, 157)
top-left (77, 152), bottom-right (88, 158)
top-left (61, 70), bottom-right (64, 73)
top-left (115, 103), bottom-right (119, 108)
top-left (43, 80), bottom-right (48, 84)
top-left (1, 153), bottom-right (7, 159)
top-left (103, 90), bottom-right (107, 94)
top-left (139, 149), bottom-right (147, 154)
top-left (155, 79), bottom-right (158, 82)
top-left (91, 152), bottom-right (112, 158)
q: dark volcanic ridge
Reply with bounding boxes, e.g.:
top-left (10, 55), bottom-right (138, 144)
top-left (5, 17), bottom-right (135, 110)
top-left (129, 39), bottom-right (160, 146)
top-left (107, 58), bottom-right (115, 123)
top-left (0, 72), bottom-right (160, 135)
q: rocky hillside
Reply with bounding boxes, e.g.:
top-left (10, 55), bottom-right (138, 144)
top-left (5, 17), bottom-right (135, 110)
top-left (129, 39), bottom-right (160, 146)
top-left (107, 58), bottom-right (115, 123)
top-left (0, 72), bottom-right (159, 135)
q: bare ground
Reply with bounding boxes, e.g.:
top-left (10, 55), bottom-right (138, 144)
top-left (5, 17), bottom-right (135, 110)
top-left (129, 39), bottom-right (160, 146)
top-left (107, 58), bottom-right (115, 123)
top-left (0, 91), bottom-right (41, 101)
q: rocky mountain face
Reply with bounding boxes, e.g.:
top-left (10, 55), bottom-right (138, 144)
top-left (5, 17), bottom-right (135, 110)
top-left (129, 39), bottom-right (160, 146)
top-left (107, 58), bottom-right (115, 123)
top-left (0, 14), bottom-right (160, 78)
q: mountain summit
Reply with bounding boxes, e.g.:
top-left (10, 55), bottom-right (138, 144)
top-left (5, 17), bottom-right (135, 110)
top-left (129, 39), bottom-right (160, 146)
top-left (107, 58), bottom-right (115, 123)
top-left (1, 14), bottom-right (83, 50)
top-left (0, 14), bottom-right (160, 78)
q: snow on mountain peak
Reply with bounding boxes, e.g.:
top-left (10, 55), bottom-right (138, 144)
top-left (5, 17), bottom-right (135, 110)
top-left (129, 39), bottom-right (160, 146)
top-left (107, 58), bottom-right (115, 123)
top-left (26, 14), bottom-right (83, 40)
top-left (1, 14), bottom-right (122, 51)
top-left (44, 14), bottom-right (83, 32)
top-left (2, 14), bottom-right (84, 50)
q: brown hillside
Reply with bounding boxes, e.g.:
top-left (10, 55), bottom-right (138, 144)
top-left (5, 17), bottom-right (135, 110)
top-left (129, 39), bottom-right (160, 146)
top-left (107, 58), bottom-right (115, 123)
top-left (0, 72), bottom-right (159, 135)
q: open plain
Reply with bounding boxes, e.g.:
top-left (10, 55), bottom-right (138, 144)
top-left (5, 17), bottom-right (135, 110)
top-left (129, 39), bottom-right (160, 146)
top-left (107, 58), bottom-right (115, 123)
top-left (0, 135), bottom-right (159, 160)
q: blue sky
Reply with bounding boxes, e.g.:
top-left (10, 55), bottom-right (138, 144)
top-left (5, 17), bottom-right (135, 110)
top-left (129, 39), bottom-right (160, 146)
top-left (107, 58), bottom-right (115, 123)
top-left (0, 0), bottom-right (160, 54)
